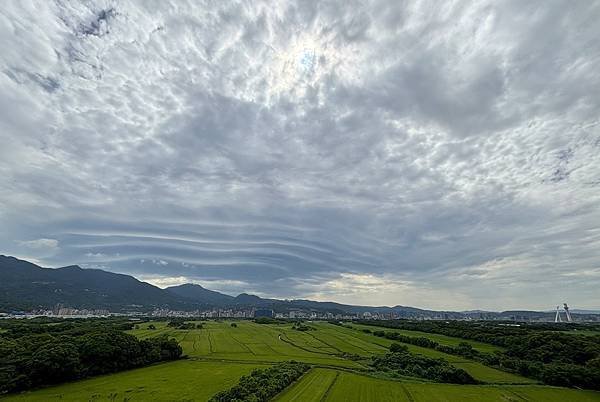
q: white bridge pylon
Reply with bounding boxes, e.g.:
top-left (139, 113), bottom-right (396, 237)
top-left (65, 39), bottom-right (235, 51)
top-left (554, 303), bottom-right (572, 323)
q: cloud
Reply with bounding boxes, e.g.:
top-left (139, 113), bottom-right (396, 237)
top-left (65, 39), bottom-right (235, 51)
top-left (0, 0), bottom-right (599, 310)
top-left (18, 238), bottom-right (59, 250)
top-left (139, 275), bottom-right (192, 289)
top-left (12, 238), bottom-right (60, 261)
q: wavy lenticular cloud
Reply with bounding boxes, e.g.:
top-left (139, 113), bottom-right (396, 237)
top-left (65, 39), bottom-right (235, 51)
top-left (1, 0), bottom-right (600, 310)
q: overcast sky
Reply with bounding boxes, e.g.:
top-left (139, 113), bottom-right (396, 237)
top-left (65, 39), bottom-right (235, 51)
top-left (1, 1), bottom-right (599, 311)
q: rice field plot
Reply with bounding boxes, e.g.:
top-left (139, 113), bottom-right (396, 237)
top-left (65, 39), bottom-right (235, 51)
top-left (279, 328), bottom-right (339, 355)
top-left (313, 322), bottom-right (459, 359)
top-left (129, 321), bottom-right (362, 368)
top-left (209, 326), bottom-right (253, 355)
top-left (311, 323), bottom-right (534, 384)
top-left (2, 360), bottom-right (266, 402)
top-left (274, 368), bottom-right (339, 402)
top-left (306, 324), bottom-right (389, 356)
top-left (207, 322), bottom-right (349, 365)
top-left (451, 362), bottom-right (534, 384)
top-left (350, 323), bottom-right (504, 353)
top-left (128, 322), bottom-right (172, 339)
top-left (274, 322), bottom-right (531, 383)
top-left (128, 321), bottom-right (531, 381)
top-left (277, 368), bottom-right (600, 402)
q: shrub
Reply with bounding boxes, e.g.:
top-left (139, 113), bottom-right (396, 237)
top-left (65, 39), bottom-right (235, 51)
top-left (209, 361), bottom-right (310, 402)
top-left (371, 351), bottom-right (477, 384)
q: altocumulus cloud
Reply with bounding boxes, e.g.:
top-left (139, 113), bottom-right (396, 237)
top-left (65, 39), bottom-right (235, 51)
top-left (1, 0), bottom-right (599, 310)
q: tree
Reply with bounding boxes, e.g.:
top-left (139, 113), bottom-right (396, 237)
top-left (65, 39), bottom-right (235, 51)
top-left (30, 342), bottom-right (80, 384)
top-left (389, 343), bottom-right (408, 354)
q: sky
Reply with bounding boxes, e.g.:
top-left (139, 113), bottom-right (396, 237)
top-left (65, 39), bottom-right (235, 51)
top-left (1, 1), bottom-right (599, 311)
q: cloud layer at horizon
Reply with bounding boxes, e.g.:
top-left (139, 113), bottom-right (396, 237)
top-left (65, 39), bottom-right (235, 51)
top-left (1, 0), bottom-right (599, 310)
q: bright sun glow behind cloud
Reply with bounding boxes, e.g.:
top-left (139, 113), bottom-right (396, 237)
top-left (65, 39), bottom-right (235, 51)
top-left (264, 28), bottom-right (358, 102)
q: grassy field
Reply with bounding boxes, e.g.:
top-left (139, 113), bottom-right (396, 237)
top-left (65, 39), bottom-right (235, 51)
top-left (4, 320), bottom-right (595, 401)
top-left (276, 368), bottom-right (600, 402)
top-left (129, 321), bottom-right (363, 368)
top-left (309, 322), bottom-right (533, 383)
top-left (274, 368), bottom-right (340, 402)
top-left (2, 360), bottom-right (265, 401)
top-left (350, 323), bottom-right (504, 353)
top-left (127, 321), bottom-right (529, 383)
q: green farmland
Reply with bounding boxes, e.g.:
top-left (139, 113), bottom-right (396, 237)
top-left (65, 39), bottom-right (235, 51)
top-left (130, 321), bottom-right (364, 368)
top-left (276, 368), bottom-right (600, 402)
top-left (127, 321), bottom-right (530, 383)
top-left (350, 323), bottom-right (504, 353)
top-left (3, 320), bottom-right (599, 401)
top-left (3, 360), bottom-right (265, 401)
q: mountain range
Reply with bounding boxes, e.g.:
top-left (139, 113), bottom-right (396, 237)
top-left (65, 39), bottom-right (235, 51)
top-left (1, 255), bottom-right (598, 320)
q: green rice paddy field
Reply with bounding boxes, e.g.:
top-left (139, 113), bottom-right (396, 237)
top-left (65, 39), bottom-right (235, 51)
top-left (275, 368), bottom-right (600, 402)
top-left (3, 321), bottom-right (600, 401)
top-left (3, 360), bottom-right (265, 401)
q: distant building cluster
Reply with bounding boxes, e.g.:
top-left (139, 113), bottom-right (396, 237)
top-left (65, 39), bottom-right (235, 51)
top-left (150, 308), bottom-right (398, 320)
top-left (151, 308), bottom-right (256, 318)
top-left (1, 304), bottom-right (110, 319)
top-left (3, 304), bottom-right (599, 322)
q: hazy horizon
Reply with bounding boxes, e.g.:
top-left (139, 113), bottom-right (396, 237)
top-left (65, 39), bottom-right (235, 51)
top-left (1, 1), bottom-right (600, 311)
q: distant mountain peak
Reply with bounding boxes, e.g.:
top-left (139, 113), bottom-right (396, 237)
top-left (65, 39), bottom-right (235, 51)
top-left (176, 283), bottom-right (206, 289)
top-left (166, 283), bottom-right (234, 304)
top-left (0, 256), bottom-right (194, 312)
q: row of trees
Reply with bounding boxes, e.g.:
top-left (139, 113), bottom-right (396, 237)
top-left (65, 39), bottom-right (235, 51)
top-left (210, 361), bottom-right (309, 402)
top-left (167, 319), bottom-right (200, 329)
top-left (371, 344), bottom-right (477, 384)
top-left (372, 330), bottom-right (480, 359)
top-left (291, 322), bottom-right (313, 331)
top-left (0, 319), bottom-right (182, 395)
top-left (254, 317), bottom-right (284, 324)
top-left (358, 320), bottom-right (600, 390)
top-left (0, 317), bottom-right (135, 337)
top-left (357, 320), bottom-right (600, 364)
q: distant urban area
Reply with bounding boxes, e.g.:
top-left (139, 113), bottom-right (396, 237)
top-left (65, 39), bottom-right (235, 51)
top-left (3, 302), bottom-right (599, 323)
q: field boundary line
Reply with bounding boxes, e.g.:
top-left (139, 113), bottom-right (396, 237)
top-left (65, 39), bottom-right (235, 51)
top-left (319, 371), bottom-right (339, 402)
top-left (278, 333), bottom-right (338, 356)
top-left (312, 329), bottom-right (373, 354)
top-left (230, 334), bottom-right (256, 355)
top-left (400, 384), bottom-right (416, 402)
top-left (305, 331), bottom-right (345, 354)
top-left (271, 368), bottom-right (315, 402)
top-left (326, 323), bottom-right (390, 349)
top-left (207, 331), bottom-right (215, 353)
top-left (506, 389), bottom-right (530, 401)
